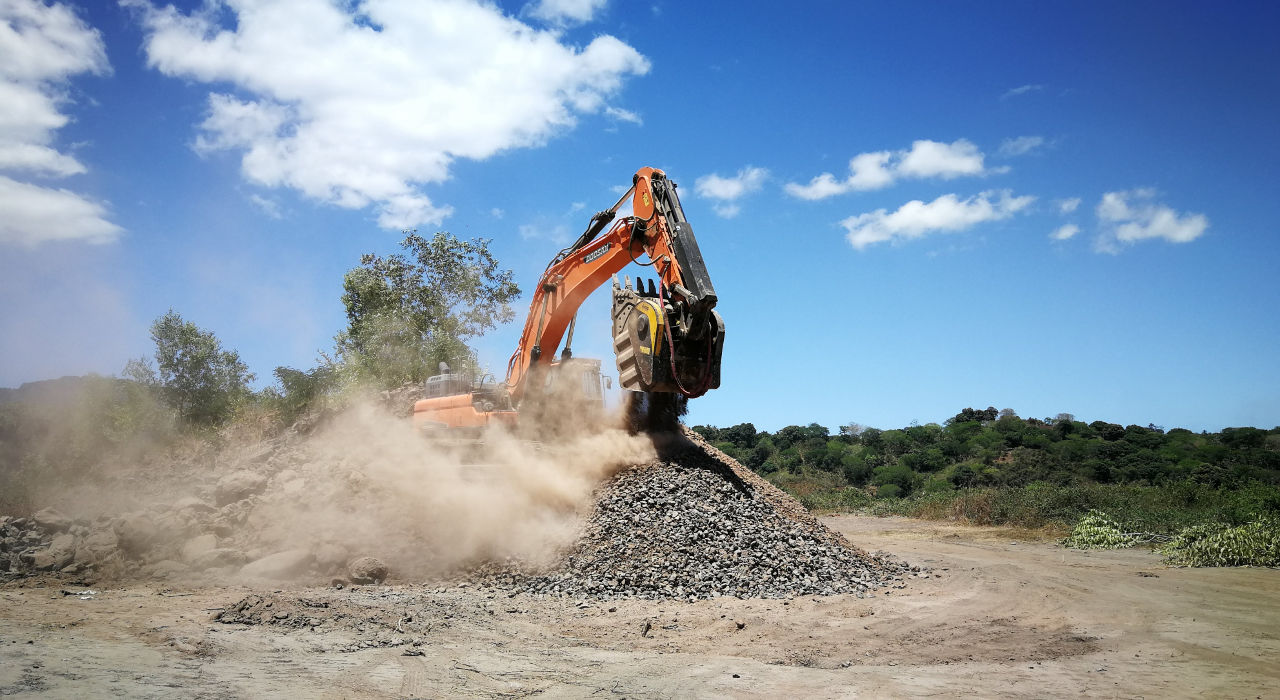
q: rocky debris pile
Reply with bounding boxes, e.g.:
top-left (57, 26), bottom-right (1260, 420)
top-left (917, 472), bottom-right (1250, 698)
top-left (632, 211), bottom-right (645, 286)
top-left (1, 508), bottom-right (121, 577)
top-left (488, 432), bottom-right (917, 600)
top-left (0, 435), bottom-right (363, 584)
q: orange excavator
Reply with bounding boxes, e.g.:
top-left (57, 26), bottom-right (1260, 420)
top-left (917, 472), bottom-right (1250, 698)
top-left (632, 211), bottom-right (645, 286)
top-left (412, 166), bottom-right (725, 434)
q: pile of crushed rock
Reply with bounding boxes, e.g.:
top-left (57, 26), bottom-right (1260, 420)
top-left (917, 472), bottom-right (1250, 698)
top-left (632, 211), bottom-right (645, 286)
top-left (485, 431), bottom-right (918, 600)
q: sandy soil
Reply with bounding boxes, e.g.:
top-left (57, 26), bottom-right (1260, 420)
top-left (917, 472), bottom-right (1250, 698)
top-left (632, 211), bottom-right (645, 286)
top-left (1, 515), bottom-right (1276, 699)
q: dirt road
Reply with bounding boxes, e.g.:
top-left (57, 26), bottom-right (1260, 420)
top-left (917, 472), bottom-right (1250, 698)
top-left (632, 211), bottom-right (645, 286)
top-left (1, 515), bottom-right (1276, 698)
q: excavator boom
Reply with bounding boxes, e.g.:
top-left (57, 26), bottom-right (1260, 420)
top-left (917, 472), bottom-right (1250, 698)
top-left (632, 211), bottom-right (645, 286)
top-left (414, 167), bottom-right (724, 434)
top-left (506, 167), bottom-right (724, 407)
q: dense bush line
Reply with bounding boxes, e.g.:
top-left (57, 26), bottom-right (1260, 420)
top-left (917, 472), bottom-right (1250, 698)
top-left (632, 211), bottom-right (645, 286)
top-left (695, 411), bottom-right (1280, 566)
top-left (694, 408), bottom-right (1280, 497)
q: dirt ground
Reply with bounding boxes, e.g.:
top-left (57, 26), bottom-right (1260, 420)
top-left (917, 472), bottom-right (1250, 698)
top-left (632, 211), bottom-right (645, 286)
top-left (1, 515), bottom-right (1276, 699)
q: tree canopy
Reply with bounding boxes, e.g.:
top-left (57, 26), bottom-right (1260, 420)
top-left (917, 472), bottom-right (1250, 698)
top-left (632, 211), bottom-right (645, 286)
top-left (337, 231), bottom-right (520, 385)
top-left (694, 408), bottom-right (1280, 498)
top-left (146, 309), bottom-right (254, 426)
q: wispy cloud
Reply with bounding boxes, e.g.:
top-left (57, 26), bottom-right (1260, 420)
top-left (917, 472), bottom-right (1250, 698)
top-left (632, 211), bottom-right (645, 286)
top-left (248, 193), bottom-right (282, 219)
top-left (1056, 197), bottom-right (1082, 214)
top-left (841, 190), bottom-right (1035, 250)
top-left (128, 0), bottom-right (648, 230)
top-left (998, 135), bottom-right (1045, 157)
top-left (694, 166), bottom-right (768, 218)
top-left (785, 139), bottom-right (988, 200)
top-left (0, 0), bottom-right (119, 246)
top-left (1050, 223), bottom-right (1079, 241)
top-left (1001, 84), bottom-right (1044, 100)
top-left (604, 106), bottom-right (642, 125)
top-left (1093, 189), bottom-right (1208, 253)
top-left (525, 0), bottom-right (609, 26)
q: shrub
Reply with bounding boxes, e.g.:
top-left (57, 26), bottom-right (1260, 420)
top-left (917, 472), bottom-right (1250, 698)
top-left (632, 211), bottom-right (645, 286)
top-left (1061, 510), bottom-right (1137, 549)
top-left (1161, 518), bottom-right (1280, 567)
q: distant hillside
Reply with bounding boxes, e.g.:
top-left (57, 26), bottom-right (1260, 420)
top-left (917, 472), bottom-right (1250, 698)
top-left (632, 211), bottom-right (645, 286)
top-left (0, 376), bottom-right (102, 406)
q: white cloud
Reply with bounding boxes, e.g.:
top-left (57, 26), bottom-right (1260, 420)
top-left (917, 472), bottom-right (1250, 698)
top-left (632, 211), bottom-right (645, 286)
top-left (0, 0), bottom-right (117, 245)
top-left (710, 202), bottom-right (740, 219)
top-left (0, 175), bottom-right (122, 246)
top-left (841, 190), bottom-right (1035, 250)
top-left (526, 0), bottom-right (608, 25)
top-left (1056, 197), bottom-right (1081, 214)
top-left (1050, 223), bottom-right (1079, 241)
top-left (128, 0), bottom-right (649, 230)
top-left (603, 105), bottom-right (642, 125)
top-left (694, 166), bottom-right (767, 218)
top-left (490, 207), bottom-right (504, 219)
top-left (897, 139), bottom-right (985, 179)
top-left (0, 141), bottom-right (86, 176)
top-left (1093, 189), bottom-right (1208, 253)
top-left (785, 139), bottom-right (987, 200)
top-left (248, 193), bottom-right (282, 219)
top-left (1001, 84), bottom-right (1044, 100)
top-left (998, 135), bottom-right (1045, 157)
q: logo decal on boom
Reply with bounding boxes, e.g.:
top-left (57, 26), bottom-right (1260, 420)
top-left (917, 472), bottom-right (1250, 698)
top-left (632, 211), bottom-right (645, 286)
top-left (583, 242), bottom-right (611, 264)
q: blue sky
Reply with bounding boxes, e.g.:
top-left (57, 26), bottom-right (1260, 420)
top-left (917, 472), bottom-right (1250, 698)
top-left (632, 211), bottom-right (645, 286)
top-left (2, 0), bottom-right (1278, 432)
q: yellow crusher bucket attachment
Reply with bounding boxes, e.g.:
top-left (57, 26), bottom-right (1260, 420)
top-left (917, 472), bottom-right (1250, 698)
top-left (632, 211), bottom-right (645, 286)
top-left (611, 277), bottom-right (724, 397)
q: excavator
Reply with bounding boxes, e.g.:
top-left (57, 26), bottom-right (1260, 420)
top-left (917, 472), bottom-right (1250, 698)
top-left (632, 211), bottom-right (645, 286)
top-left (412, 166), bottom-right (725, 435)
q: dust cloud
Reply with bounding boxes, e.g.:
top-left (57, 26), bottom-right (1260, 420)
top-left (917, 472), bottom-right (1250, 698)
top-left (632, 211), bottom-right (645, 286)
top-left (245, 402), bottom-right (657, 579)
top-left (4, 378), bottom-right (659, 583)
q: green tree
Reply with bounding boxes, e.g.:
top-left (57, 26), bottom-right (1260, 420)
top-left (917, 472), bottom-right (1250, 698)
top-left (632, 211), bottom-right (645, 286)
top-left (149, 310), bottom-right (254, 426)
top-left (338, 231), bottom-right (520, 386)
top-left (746, 436), bottom-right (777, 470)
top-left (874, 462), bottom-right (918, 494)
top-left (721, 422), bottom-right (759, 448)
top-left (265, 365), bottom-right (334, 423)
top-left (947, 406), bottom-right (999, 425)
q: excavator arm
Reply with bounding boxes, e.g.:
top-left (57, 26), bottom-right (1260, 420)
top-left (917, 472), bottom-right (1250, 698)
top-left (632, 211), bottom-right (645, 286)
top-left (506, 167), bottom-right (725, 407)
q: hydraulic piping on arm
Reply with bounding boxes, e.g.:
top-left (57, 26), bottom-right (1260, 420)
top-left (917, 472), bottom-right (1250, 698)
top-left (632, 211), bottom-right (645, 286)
top-left (505, 167), bottom-right (724, 410)
top-left (412, 167), bottom-right (725, 435)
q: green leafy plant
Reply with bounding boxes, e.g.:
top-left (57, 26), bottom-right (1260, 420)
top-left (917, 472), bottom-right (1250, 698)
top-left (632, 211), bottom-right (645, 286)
top-left (149, 310), bottom-right (254, 426)
top-left (1061, 510), bottom-right (1137, 549)
top-left (337, 230), bottom-right (519, 387)
top-left (1161, 518), bottom-right (1280, 567)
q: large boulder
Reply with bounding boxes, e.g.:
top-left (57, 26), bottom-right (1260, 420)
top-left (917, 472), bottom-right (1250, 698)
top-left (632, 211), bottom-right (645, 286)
top-left (113, 514), bottom-right (159, 557)
top-left (73, 529), bottom-right (119, 566)
top-left (216, 470), bottom-right (269, 506)
top-left (28, 533), bottom-right (76, 571)
top-left (347, 556), bottom-right (389, 584)
top-left (240, 549), bottom-right (313, 580)
top-left (32, 507), bottom-right (74, 533)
